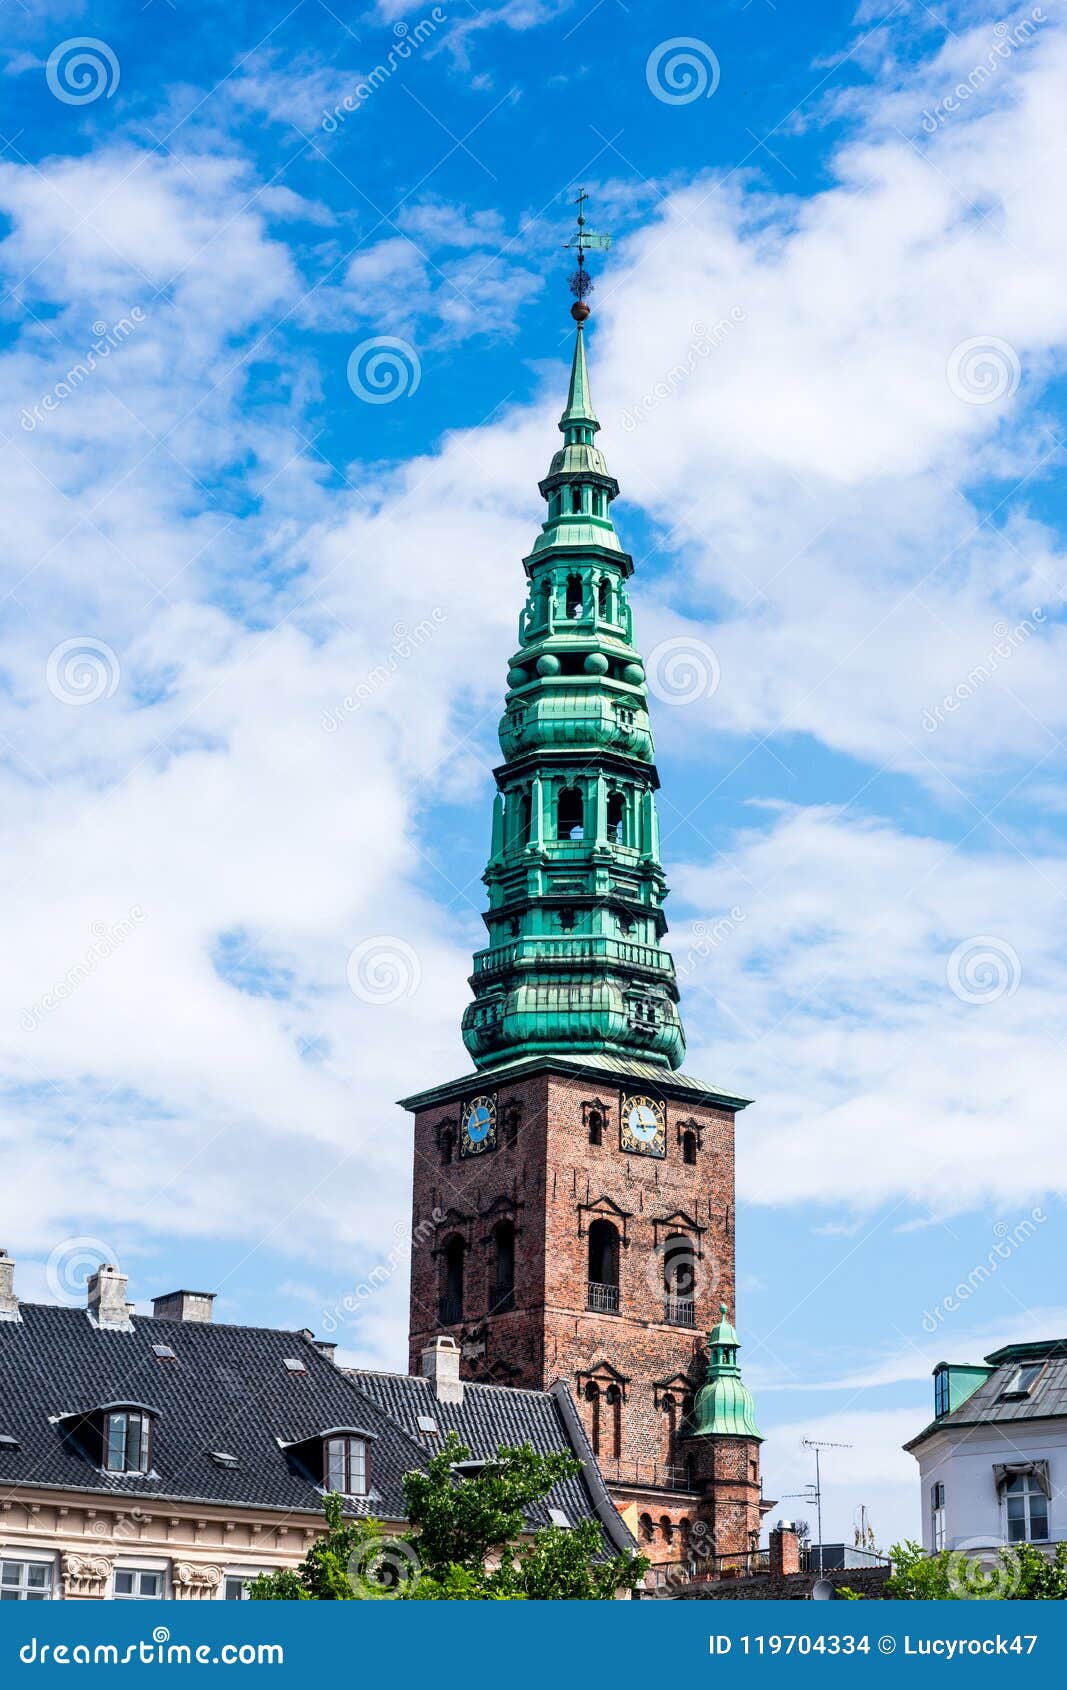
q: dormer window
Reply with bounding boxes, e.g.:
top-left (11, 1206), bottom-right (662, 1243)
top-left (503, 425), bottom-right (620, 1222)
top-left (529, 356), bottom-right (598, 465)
top-left (1002, 1362), bottom-right (1044, 1399)
top-left (105, 1409), bottom-right (151, 1475)
top-left (324, 1435), bottom-right (368, 1496)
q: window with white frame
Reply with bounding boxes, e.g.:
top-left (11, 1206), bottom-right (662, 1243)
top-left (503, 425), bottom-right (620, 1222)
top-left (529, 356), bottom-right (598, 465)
top-left (224, 1575), bottom-right (251, 1600)
top-left (113, 1568), bottom-right (164, 1600)
top-left (104, 1410), bottom-right (151, 1474)
top-left (1002, 1363), bottom-right (1044, 1399)
top-left (931, 1481), bottom-right (945, 1551)
top-left (1005, 1473), bottom-right (1049, 1543)
top-left (324, 1435), bottom-right (367, 1496)
top-left (0, 1560), bottom-right (53, 1601)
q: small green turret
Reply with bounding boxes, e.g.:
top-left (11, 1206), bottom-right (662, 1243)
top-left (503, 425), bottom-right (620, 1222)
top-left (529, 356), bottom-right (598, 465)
top-left (690, 1303), bottom-right (763, 1441)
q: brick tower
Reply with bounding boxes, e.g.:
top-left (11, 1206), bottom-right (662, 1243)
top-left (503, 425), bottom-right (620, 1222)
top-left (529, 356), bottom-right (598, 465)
top-left (400, 200), bottom-right (764, 1572)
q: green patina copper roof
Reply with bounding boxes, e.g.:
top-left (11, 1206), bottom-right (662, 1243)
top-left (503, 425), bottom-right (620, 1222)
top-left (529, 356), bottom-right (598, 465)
top-left (460, 320), bottom-right (687, 1072)
top-left (558, 320), bottom-right (599, 433)
top-left (690, 1303), bottom-right (763, 1442)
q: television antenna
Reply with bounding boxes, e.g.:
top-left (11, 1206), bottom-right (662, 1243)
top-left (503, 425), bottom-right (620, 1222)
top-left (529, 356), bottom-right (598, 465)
top-left (802, 1438), bottom-right (853, 1576)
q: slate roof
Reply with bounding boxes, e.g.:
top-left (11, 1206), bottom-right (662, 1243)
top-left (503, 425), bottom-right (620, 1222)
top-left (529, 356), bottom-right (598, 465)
top-left (0, 1304), bottom-right (634, 1557)
top-left (398, 1051), bottom-right (752, 1113)
top-left (349, 1368), bottom-right (634, 1551)
top-left (905, 1340), bottom-right (1067, 1452)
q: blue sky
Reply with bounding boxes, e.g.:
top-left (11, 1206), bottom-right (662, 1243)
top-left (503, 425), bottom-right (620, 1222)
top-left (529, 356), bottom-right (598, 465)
top-left (2, 0), bottom-right (1066, 1548)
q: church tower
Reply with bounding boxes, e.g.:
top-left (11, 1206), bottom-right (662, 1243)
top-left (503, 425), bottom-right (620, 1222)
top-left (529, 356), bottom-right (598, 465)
top-left (399, 203), bottom-right (763, 1570)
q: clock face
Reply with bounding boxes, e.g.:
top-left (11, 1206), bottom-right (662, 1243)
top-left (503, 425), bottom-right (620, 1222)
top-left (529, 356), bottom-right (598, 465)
top-left (620, 1094), bottom-right (666, 1158)
top-left (460, 1094), bottom-right (497, 1158)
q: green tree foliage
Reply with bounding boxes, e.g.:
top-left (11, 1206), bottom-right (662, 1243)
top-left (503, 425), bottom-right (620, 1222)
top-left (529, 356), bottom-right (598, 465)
top-left (248, 1433), bottom-right (647, 1601)
top-left (839, 1539), bottom-right (1067, 1600)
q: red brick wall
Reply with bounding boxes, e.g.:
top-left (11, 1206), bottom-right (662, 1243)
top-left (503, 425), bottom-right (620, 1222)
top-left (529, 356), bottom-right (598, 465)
top-left (407, 1065), bottom-right (755, 1565)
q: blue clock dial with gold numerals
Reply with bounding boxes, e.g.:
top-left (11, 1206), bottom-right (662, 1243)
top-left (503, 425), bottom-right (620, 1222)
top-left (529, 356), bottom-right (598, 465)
top-left (460, 1094), bottom-right (497, 1157)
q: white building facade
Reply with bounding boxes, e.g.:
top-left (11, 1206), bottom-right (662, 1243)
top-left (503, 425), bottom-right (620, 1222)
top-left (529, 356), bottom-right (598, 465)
top-left (906, 1341), bottom-right (1066, 1556)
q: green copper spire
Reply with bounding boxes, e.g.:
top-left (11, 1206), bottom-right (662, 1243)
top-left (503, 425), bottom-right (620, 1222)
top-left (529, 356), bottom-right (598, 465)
top-left (690, 1304), bottom-right (763, 1441)
top-left (558, 323), bottom-right (599, 435)
top-left (460, 203), bottom-right (686, 1072)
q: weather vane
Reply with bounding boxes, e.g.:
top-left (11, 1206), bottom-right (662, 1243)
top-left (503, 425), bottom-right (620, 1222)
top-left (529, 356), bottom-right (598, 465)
top-left (564, 188), bottom-right (611, 323)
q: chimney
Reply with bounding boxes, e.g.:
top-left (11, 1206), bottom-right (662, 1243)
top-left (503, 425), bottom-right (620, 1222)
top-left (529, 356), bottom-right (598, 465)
top-left (0, 1251), bottom-right (18, 1321)
top-left (769, 1523), bottom-right (801, 1579)
top-left (314, 1340), bottom-right (337, 1363)
top-left (87, 1265), bottom-right (131, 1328)
top-left (151, 1290), bottom-right (215, 1323)
top-left (421, 1335), bottom-right (464, 1404)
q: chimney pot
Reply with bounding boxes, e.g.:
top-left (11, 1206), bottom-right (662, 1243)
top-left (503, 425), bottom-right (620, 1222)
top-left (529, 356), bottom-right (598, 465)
top-left (421, 1334), bottom-right (464, 1404)
top-left (0, 1251), bottom-right (18, 1322)
top-left (87, 1265), bottom-right (130, 1328)
top-left (151, 1290), bottom-right (215, 1324)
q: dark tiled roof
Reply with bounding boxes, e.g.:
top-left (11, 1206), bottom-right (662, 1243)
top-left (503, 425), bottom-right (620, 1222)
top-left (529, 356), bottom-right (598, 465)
top-left (349, 1369), bottom-right (634, 1551)
top-left (0, 1305), bottom-right (634, 1556)
top-left (906, 1345), bottom-right (1067, 1452)
top-left (0, 1304), bottom-right (421, 1519)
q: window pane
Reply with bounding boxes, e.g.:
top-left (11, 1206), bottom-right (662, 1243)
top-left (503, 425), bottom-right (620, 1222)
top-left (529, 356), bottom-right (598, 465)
top-left (106, 1414), bottom-right (126, 1471)
top-left (114, 1571), bottom-right (134, 1594)
top-left (1, 1564), bottom-right (19, 1586)
top-left (140, 1572), bottom-right (162, 1597)
top-left (349, 1441), bottom-right (366, 1493)
top-left (1030, 1505), bottom-right (1049, 1540)
top-left (1006, 1475), bottom-right (1026, 1492)
top-left (26, 1566), bottom-right (48, 1589)
top-left (1007, 1515), bottom-right (1025, 1542)
top-left (0, 1591), bottom-right (18, 1601)
top-left (224, 1577), bottom-right (247, 1601)
top-left (126, 1415), bottom-right (144, 1473)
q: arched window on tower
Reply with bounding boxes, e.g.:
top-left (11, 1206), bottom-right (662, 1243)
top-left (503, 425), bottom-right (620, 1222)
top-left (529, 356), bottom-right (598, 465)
top-left (587, 1108), bottom-right (603, 1146)
top-left (605, 1383), bottom-right (623, 1459)
top-left (663, 1234), bottom-right (697, 1327)
top-left (682, 1130), bottom-right (698, 1166)
top-left (566, 572), bottom-right (583, 618)
top-left (584, 1381), bottom-right (601, 1456)
top-left (519, 792), bottom-right (532, 847)
top-left (598, 575), bottom-right (610, 618)
top-left (490, 1220), bottom-right (515, 1313)
top-left (571, 486), bottom-right (583, 514)
top-left (439, 1237), bottom-right (465, 1325)
top-left (606, 791), bottom-right (626, 844)
top-left (639, 1513), bottom-right (654, 1545)
top-left (557, 787), bottom-right (584, 841)
top-left (587, 1219), bottom-right (619, 1313)
top-left (439, 1125), bottom-right (455, 1167)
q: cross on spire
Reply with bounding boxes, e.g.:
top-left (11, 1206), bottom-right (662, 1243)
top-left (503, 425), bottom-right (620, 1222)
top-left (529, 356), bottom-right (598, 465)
top-left (564, 188), bottom-right (611, 322)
